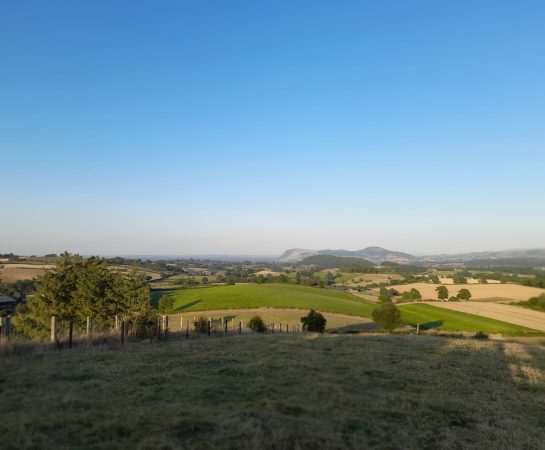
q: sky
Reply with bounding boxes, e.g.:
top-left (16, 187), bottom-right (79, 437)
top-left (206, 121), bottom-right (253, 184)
top-left (1, 0), bottom-right (544, 256)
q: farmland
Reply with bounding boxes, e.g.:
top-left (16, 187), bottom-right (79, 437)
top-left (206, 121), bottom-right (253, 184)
top-left (1, 334), bottom-right (545, 449)
top-left (389, 282), bottom-right (545, 302)
top-left (398, 304), bottom-right (539, 335)
top-left (158, 284), bottom-right (377, 317)
top-left (156, 284), bottom-right (539, 335)
top-left (0, 263), bottom-right (55, 282)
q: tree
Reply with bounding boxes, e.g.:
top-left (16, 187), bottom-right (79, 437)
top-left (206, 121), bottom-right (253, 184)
top-left (410, 288), bottom-right (422, 300)
top-left (295, 272), bottom-right (302, 285)
top-left (378, 287), bottom-right (391, 303)
top-left (452, 273), bottom-right (467, 284)
top-left (430, 274), bottom-right (440, 284)
top-left (201, 277), bottom-right (209, 285)
top-left (372, 303), bottom-right (401, 332)
top-left (435, 286), bottom-right (449, 301)
top-left (301, 309), bottom-right (326, 332)
top-left (457, 288), bottom-right (472, 301)
top-left (13, 252), bottom-right (152, 339)
top-left (326, 272), bottom-right (335, 286)
top-left (248, 315), bottom-right (267, 333)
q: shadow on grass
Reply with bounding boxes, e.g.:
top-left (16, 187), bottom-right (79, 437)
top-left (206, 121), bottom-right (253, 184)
top-left (409, 320), bottom-right (444, 330)
top-left (328, 322), bottom-right (381, 334)
top-left (174, 300), bottom-right (202, 311)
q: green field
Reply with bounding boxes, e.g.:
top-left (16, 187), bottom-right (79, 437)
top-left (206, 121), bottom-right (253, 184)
top-left (155, 284), bottom-right (539, 335)
top-left (2, 335), bottom-right (545, 448)
top-left (398, 304), bottom-right (538, 335)
top-left (159, 283), bottom-right (377, 317)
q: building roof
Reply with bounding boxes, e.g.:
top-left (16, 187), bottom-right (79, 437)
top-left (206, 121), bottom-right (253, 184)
top-left (0, 294), bottom-right (16, 304)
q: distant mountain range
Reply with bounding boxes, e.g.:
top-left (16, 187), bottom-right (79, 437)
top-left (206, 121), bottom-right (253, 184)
top-left (277, 247), bottom-right (545, 266)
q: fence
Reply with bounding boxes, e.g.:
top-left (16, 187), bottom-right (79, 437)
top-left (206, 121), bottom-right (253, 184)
top-left (0, 313), bottom-right (305, 351)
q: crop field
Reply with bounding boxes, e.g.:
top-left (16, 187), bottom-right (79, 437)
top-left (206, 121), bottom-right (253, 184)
top-left (346, 273), bottom-right (404, 286)
top-left (398, 304), bottom-right (539, 335)
top-left (425, 302), bottom-right (545, 332)
top-left (0, 263), bottom-right (55, 282)
top-left (389, 283), bottom-right (545, 302)
top-left (1, 334), bottom-right (545, 449)
top-left (158, 284), bottom-right (377, 317)
top-left (168, 309), bottom-right (376, 333)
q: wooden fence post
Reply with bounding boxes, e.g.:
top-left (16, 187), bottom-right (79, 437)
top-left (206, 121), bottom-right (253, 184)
top-left (86, 316), bottom-right (92, 340)
top-left (185, 322), bottom-right (189, 338)
top-left (162, 315), bottom-right (169, 340)
top-left (180, 316), bottom-right (183, 332)
top-left (68, 318), bottom-right (74, 349)
top-left (416, 323), bottom-right (420, 335)
top-left (5, 316), bottom-right (11, 339)
top-left (239, 320), bottom-right (242, 335)
top-left (207, 319), bottom-right (211, 336)
top-left (115, 315), bottom-right (119, 331)
top-left (50, 316), bottom-right (57, 344)
top-left (121, 320), bottom-right (125, 344)
top-left (224, 320), bottom-right (227, 334)
top-left (271, 323), bottom-right (274, 334)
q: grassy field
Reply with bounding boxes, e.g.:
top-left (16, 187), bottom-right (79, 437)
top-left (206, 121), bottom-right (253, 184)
top-left (158, 284), bottom-right (377, 317)
top-left (398, 304), bottom-right (539, 335)
top-left (1, 334), bottom-right (545, 449)
top-left (155, 284), bottom-right (539, 335)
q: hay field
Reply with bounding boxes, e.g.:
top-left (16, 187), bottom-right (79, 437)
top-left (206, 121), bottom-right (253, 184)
top-left (167, 308), bottom-right (375, 333)
top-left (255, 270), bottom-right (283, 276)
top-left (439, 277), bottom-right (500, 285)
top-left (346, 273), bottom-right (404, 286)
top-left (0, 263), bottom-right (55, 282)
top-left (426, 302), bottom-right (545, 332)
top-left (1, 335), bottom-right (545, 449)
top-left (389, 283), bottom-right (545, 301)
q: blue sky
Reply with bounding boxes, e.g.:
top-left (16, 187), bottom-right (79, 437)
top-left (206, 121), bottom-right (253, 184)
top-left (2, 1), bottom-right (544, 256)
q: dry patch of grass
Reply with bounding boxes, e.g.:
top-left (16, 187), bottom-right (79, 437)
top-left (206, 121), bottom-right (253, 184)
top-left (1, 335), bottom-right (544, 449)
top-left (0, 263), bottom-right (55, 282)
top-left (255, 270), bottom-right (283, 276)
top-left (389, 283), bottom-right (545, 301)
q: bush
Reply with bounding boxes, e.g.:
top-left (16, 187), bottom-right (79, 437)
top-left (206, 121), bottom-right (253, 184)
top-left (126, 312), bottom-right (160, 339)
top-left (474, 331), bottom-right (489, 340)
top-left (248, 316), bottom-right (267, 333)
top-left (371, 303), bottom-right (401, 332)
top-left (301, 309), bottom-right (326, 332)
top-left (194, 317), bottom-right (209, 334)
top-left (158, 295), bottom-right (174, 313)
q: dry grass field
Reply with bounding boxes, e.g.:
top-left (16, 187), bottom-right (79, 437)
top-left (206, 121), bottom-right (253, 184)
top-left (167, 308), bottom-right (376, 333)
top-left (390, 283), bottom-right (545, 302)
top-left (426, 302), bottom-right (545, 332)
top-left (345, 273), bottom-right (405, 287)
top-left (0, 263), bottom-right (55, 282)
top-left (1, 334), bottom-right (545, 449)
top-left (254, 270), bottom-right (283, 276)
top-left (439, 277), bottom-right (501, 285)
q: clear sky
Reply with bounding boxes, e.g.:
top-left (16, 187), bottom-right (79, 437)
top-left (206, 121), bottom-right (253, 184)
top-left (2, 1), bottom-right (544, 256)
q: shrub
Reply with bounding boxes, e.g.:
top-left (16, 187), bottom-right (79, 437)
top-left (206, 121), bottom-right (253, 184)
top-left (474, 331), bottom-right (489, 340)
top-left (378, 287), bottom-right (391, 303)
top-left (248, 316), bottom-right (267, 333)
top-left (301, 309), bottom-right (326, 332)
top-left (126, 312), bottom-right (160, 339)
top-left (448, 296), bottom-right (458, 302)
top-left (194, 317), bottom-right (209, 334)
top-left (158, 295), bottom-right (174, 313)
top-left (371, 303), bottom-right (401, 332)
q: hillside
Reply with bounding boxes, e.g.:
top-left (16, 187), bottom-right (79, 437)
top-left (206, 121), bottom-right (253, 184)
top-left (300, 254), bottom-right (374, 268)
top-left (2, 335), bottom-right (544, 449)
top-left (278, 246), bottom-right (418, 263)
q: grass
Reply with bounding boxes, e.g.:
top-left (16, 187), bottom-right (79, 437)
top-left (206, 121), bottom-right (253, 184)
top-left (159, 284), bottom-right (377, 317)
top-left (1, 334), bottom-right (545, 449)
top-left (398, 304), bottom-right (539, 335)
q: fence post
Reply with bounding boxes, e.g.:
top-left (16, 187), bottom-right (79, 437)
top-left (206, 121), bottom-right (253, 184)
top-left (50, 316), bottom-right (57, 344)
top-left (68, 318), bottom-right (74, 349)
top-left (121, 320), bottom-right (125, 344)
top-left (185, 322), bottom-right (189, 338)
top-left (224, 320), bottom-right (227, 334)
top-left (115, 315), bottom-right (119, 331)
top-left (416, 323), bottom-right (420, 335)
top-left (86, 316), bottom-right (92, 340)
top-left (180, 316), bottom-right (183, 332)
top-left (207, 319), bottom-right (211, 336)
top-left (239, 320), bottom-right (242, 335)
top-left (6, 316), bottom-right (11, 339)
top-left (162, 315), bottom-right (169, 340)
top-left (279, 323), bottom-right (282, 333)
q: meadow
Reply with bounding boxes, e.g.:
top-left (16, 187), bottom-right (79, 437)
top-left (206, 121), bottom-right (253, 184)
top-left (157, 284), bottom-right (538, 335)
top-left (1, 334), bottom-right (545, 449)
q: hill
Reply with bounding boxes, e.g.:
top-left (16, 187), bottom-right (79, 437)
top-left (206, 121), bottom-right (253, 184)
top-left (2, 335), bottom-right (544, 449)
top-left (300, 254), bottom-right (374, 268)
top-left (278, 246), bottom-right (418, 263)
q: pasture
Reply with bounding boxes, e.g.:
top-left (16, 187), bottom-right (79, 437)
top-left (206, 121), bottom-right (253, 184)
top-left (1, 334), bottom-right (545, 449)
top-left (398, 304), bottom-right (539, 335)
top-left (158, 284), bottom-right (377, 317)
top-left (425, 302), bottom-right (545, 332)
top-left (0, 263), bottom-right (55, 282)
top-left (156, 284), bottom-right (539, 335)
top-left (390, 282), bottom-right (545, 302)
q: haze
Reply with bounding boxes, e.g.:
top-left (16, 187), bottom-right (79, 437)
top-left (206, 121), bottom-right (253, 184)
top-left (2, 1), bottom-right (544, 256)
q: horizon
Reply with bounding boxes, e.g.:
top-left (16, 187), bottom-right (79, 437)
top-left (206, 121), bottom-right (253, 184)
top-left (2, 1), bottom-right (545, 255)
